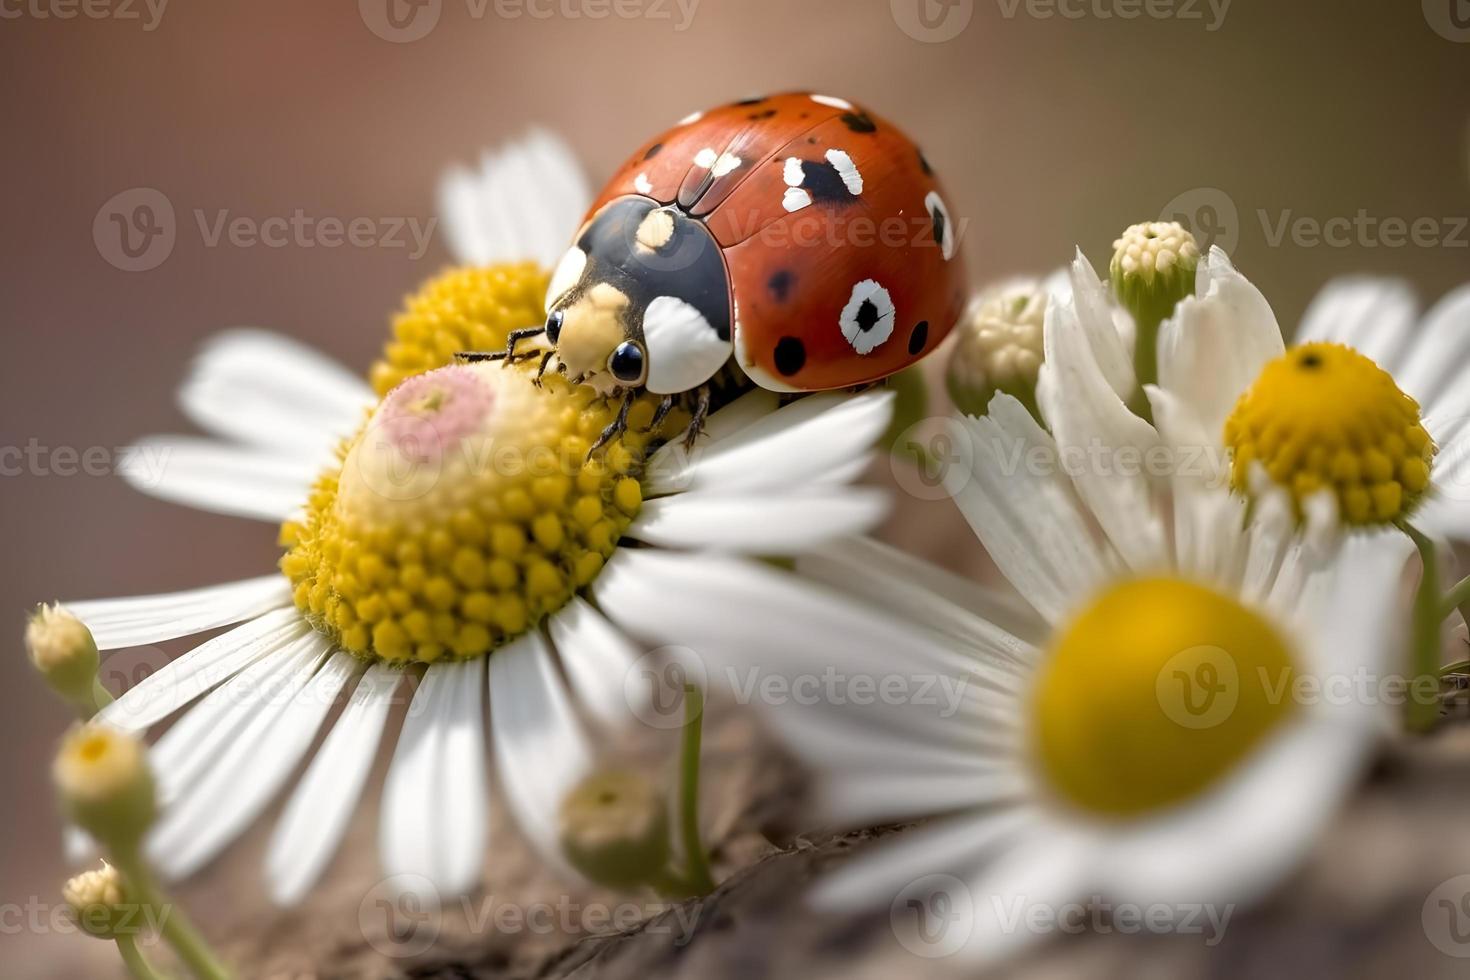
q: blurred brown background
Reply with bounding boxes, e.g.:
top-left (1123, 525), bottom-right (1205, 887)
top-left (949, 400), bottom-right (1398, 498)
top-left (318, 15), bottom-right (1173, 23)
top-left (3, 0), bottom-right (1469, 973)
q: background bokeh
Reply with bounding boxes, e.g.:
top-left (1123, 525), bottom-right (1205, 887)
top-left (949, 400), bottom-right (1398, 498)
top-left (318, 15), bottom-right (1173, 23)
top-left (3, 0), bottom-right (1469, 973)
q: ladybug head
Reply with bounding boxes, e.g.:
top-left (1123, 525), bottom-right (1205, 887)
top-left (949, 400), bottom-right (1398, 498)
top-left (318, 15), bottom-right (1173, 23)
top-left (543, 196), bottom-right (733, 397)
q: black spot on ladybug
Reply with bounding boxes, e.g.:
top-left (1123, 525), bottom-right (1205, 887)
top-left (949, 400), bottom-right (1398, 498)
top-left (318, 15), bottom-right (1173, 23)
top-left (643, 142), bottom-right (664, 161)
top-left (840, 111), bottom-right (877, 134)
top-left (774, 336), bottom-right (806, 377)
top-left (747, 108), bottom-right (778, 121)
top-left (908, 320), bottom-right (929, 356)
top-left (855, 300), bottom-right (881, 333)
top-left (797, 159), bottom-right (857, 204)
top-left (917, 149), bottom-right (933, 176)
top-left (734, 96), bottom-right (768, 106)
top-left (931, 203), bottom-right (948, 252)
top-left (768, 269), bottom-right (795, 303)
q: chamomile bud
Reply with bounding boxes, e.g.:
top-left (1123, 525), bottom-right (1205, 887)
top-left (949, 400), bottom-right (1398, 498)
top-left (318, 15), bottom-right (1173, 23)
top-left (54, 725), bottom-right (156, 849)
top-left (62, 862), bottom-right (133, 939)
top-left (559, 770), bottom-right (671, 890)
top-left (26, 604), bottom-right (102, 714)
top-left (946, 279), bottom-right (1047, 420)
top-left (1110, 221), bottom-right (1200, 400)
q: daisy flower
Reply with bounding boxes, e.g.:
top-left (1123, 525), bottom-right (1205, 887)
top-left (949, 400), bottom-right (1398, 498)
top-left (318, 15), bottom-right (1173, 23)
top-left (591, 249), bottom-right (1418, 960)
top-left (58, 132), bottom-right (893, 905)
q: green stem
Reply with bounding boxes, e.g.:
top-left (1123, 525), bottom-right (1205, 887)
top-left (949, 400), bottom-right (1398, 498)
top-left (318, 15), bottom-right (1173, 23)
top-left (1441, 659), bottom-right (1470, 676)
top-left (111, 848), bottom-right (230, 980)
top-left (1128, 313), bottom-right (1160, 425)
top-left (81, 676), bottom-right (115, 719)
top-left (1403, 525), bottom-right (1444, 734)
top-left (1441, 572), bottom-right (1470, 625)
top-left (676, 684), bottom-right (716, 896)
top-left (115, 933), bottom-right (168, 980)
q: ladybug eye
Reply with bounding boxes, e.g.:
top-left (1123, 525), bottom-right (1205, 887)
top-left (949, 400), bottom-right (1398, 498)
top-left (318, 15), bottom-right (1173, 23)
top-left (544, 309), bottom-right (564, 344)
top-left (608, 341), bottom-right (647, 384)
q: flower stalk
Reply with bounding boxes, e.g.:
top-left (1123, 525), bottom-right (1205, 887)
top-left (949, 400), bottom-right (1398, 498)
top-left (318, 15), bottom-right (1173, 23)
top-left (1403, 524), bottom-right (1444, 733)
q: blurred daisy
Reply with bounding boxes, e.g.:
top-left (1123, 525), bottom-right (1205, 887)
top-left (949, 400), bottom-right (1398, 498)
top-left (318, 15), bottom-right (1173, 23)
top-left (62, 133), bottom-right (892, 904)
top-left (595, 301), bottom-right (1414, 958)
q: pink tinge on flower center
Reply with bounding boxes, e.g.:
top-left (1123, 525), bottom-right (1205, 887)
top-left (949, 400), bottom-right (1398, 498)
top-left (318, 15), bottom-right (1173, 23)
top-left (377, 365), bottom-right (495, 464)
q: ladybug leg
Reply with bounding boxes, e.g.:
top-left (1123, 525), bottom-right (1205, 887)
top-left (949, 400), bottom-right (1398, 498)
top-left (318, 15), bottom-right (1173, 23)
top-left (679, 385), bottom-right (712, 450)
top-left (588, 390), bottom-right (635, 457)
top-left (454, 325), bottom-right (546, 366)
top-left (643, 394), bottom-right (676, 433)
top-left (531, 350), bottom-right (556, 386)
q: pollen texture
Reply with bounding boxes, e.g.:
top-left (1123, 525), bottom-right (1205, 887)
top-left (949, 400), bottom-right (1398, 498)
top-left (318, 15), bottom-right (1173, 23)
top-left (370, 262), bottom-right (549, 397)
top-left (1223, 343), bottom-right (1435, 525)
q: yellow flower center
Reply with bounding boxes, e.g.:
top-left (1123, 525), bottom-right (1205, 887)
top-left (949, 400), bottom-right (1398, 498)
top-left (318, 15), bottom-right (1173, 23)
top-left (370, 262), bottom-right (549, 397)
top-left (1030, 577), bottom-right (1297, 818)
top-left (1223, 343), bottom-right (1434, 525)
top-left (282, 264), bottom-right (682, 665)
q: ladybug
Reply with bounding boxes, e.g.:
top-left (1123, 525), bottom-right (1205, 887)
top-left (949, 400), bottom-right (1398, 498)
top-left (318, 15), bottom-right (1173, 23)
top-left (467, 92), bottom-right (968, 448)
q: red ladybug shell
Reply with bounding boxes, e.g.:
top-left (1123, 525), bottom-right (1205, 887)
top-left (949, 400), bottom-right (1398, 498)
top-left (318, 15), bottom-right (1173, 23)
top-left (587, 92), bottom-right (968, 392)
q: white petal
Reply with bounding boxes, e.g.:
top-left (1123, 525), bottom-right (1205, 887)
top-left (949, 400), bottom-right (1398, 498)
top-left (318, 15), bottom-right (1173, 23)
top-left (148, 643), bottom-right (355, 879)
top-left (950, 398), bottom-right (1113, 623)
top-left (1095, 719), bottom-right (1369, 910)
top-left (489, 631), bottom-right (593, 875)
top-left (1145, 384), bottom-right (1246, 585)
top-left (809, 808), bottom-right (1034, 912)
top-left (69, 575), bottom-right (292, 649)
top-left (437, 129), bottom-right (592, 270)
top-left (1396, 283), bottom-right (1470, 416)
top-left (380, 660), bottom-right (489, 896)
top-left (626, 487), bottom-right (889, 553)
top-left (119, 437), bottom-right (318, 523)
top-left (797, 536), bottom-right (1047, 652)
top-left (144, 630), bottom-right (321, 810)
top-left (1038, 289), bottom-right (1167, 571)
top-left (1295, 278), bottom-right (1418, 372)
top-left (1157, 246), bottom-right (1285, 439)
top-left (267, 664), bottom-right (403, 905)
top-left (96, 608), bottom-right (308, 731)
top-left (959, 825), bottom-right (1095, 964)
top-left (546, 598), bottom-right (645, 730)
top-left (1066, 248), bottom-right (1136, 401)
top-left (642, 390), bottom-right (891, 497)
top-left (179, 329), bottom-right (372, 457)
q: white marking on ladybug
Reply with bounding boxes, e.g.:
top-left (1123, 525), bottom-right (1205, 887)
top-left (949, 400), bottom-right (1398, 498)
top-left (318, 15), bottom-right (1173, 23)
top-left (642, 296), bottom-right (729, 394)
top-left (825, 148), bottom-right (863, 195)
top-left (678, 110), bottom-right (703, 125)
top-left (781, 157), bottom-right (812, 213)
top-left (839, 279), bottom-right (896, 355)
top-left (545, 246), bottom-right (587, 309)
top-left (634, 172), bottom-right (654, 195)
top-left (925, 190), bottom-right (957, 261)
top-left (693, 149), bottom-right (741, 176)
top-left (635, 209), bottom-right (676, 251)
top-left (811, 94), bottom-right (854, 111)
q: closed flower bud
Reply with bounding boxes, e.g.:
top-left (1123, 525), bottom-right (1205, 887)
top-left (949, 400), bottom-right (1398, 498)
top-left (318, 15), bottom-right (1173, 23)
top-left (26, 604), bottom-right (101, 712)
top-left (946, 278), bottom-right (1048, 420)
top-left (62, 863), bottom-right (134, 939)
top-left (54, 725), bottom-right (156, 849)
top-left (559, 770), bottom-right (670, 891)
